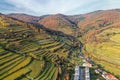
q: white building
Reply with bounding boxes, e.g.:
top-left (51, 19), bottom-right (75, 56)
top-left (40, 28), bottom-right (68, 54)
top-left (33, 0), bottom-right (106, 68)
top-left (74, 66), bottom-right (80, 80)
top-left (85, 67), bottom-right (90, 80)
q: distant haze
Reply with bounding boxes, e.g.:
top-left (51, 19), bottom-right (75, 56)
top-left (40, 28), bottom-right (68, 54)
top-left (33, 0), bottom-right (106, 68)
top-left (0, 0), bottom-right (120, 16)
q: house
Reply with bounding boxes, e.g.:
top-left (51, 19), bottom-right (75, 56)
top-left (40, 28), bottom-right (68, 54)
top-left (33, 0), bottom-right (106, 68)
top-left (82, 62), bottom-right (92, 67)
top-left (95, 69), bottom-right (99, 74)
top-left (102, 71), bottom-right (118, 80)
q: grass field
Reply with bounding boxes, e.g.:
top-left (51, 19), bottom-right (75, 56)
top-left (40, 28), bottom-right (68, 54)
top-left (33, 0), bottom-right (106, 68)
top-left (85, 28), bottom-right (120, 77)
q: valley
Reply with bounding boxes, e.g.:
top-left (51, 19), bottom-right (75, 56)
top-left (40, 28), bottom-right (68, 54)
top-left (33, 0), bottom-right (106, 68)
top-left (0, 9), bottom-right (120, 80)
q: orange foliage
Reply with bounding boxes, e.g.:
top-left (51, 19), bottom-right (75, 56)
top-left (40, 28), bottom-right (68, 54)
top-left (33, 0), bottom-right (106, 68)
top-left (39, 14), bottom-right (74, 34)
top-left (78, 10), bottom-right (120, 31)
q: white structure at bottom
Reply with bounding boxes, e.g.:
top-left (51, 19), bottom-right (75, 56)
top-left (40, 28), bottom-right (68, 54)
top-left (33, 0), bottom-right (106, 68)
top-left (85, 67), bottom-right (90, 80)
top-left (74, 66), bottom-right (80, 80)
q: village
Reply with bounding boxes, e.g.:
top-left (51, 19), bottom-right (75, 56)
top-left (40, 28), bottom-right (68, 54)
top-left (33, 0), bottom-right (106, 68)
top-left (74, 57), bottom-right (119, 80)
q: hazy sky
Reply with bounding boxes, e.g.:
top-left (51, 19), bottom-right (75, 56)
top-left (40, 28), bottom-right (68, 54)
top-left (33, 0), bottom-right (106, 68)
top-left (0, 0), bottom-right (120, 16)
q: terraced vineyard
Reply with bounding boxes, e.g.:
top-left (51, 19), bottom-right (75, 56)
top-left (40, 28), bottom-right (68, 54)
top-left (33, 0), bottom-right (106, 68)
top-left (35, 63), bottom-right (58, 80)
top-left (0, 47), bottom-right (43, 80)
top-left (0, 14), bottom-right (80, 80)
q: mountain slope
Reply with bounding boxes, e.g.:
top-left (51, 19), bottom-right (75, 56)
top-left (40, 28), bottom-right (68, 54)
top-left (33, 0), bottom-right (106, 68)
top-left (39, 14), bottom-right (77, 35)
top-left (8, 13), bottom-right (80, 35)
top-left (0, 14), bottom-right (80, 80)
top-left (8, 13), bottom-right (41, 23)
top-left (81, 9), bottom-right (120, 78)
top-left (78, 9), bottom-right (120, 33)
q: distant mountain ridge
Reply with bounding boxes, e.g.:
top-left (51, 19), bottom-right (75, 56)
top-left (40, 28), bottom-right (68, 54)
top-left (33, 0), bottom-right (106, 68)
top-left (7, 12), bottom-right (83, 35)
top-left (8, 13), bottom-right (41, 23)
top-left (7, 9), bottom-right (120, 35)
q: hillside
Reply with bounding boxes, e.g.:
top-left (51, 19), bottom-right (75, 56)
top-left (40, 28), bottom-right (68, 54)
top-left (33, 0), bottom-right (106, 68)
top-left (0, 14), bottom-right (81, 80)
top-left (8, 13), bottom-right (41, 23)
top-left (8, 14), bottom-right (80, 35)
top-left (8, 9), bottom-right (120, 35)
top-left (78, 9), bottom-right (120, 34)
top-left (3, 9), bottom-right (120, 79)
top-left (39, 14), bottom-right (77, 35)
top-left (82, 9), bottom-right (120, 78)
top-left (85, 27), bottom-right (120, 78)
